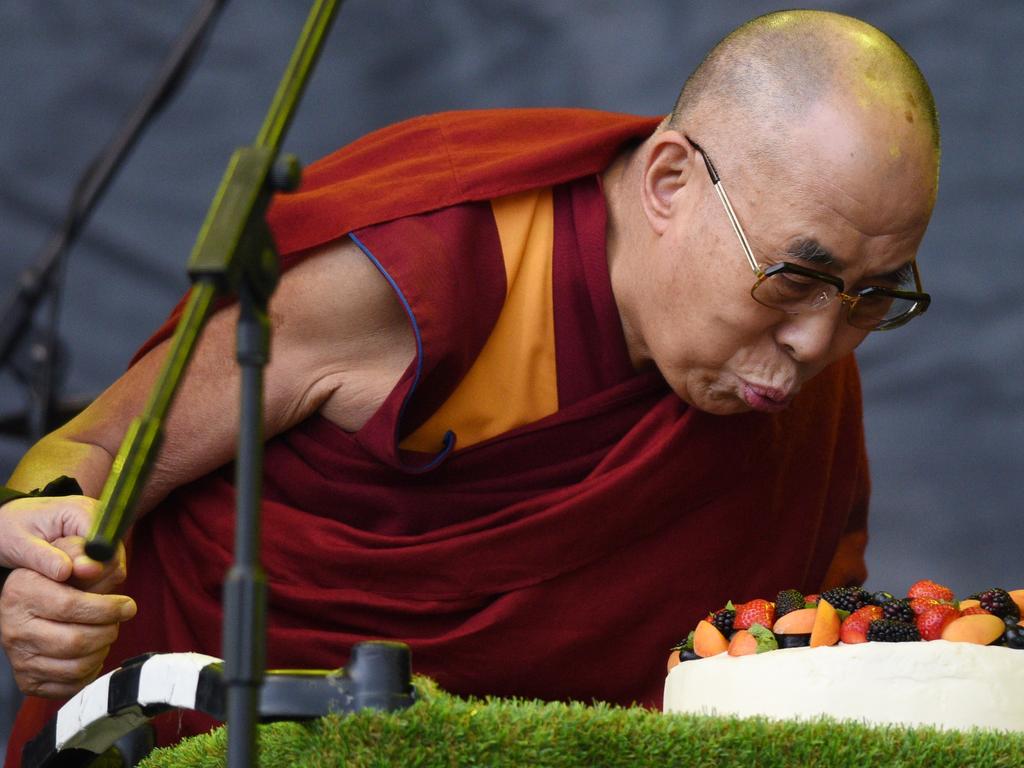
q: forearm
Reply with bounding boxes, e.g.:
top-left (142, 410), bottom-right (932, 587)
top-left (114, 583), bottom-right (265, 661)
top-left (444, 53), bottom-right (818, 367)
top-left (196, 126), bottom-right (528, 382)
top-left (7, 432), bottom-right (115, 498)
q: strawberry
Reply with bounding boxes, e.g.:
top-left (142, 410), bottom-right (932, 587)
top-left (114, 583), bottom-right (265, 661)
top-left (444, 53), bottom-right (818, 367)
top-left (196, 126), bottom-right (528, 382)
top-left (733, 599), bottom-right (776, 630)
top-left (909, 597), bottom-right (941, 616)
top-left (916, 603), bottom-right (961, 640)
top-left (840, 605), bottom-right (883, 644)
top-left (960, 606), bottom-right (993, 617)
top-left (907, 579), bottom-right (954, 602)
top-left (804, 594), bottom-right (820, 606)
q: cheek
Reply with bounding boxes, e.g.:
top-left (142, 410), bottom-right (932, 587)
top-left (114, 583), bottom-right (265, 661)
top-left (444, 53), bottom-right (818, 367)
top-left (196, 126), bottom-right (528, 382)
top-left (831, 325), bottom-right (871, 361)
top-left (653, 226), bottom-right (741, 318)
top-left (641, 219), bottom-right (782, 374)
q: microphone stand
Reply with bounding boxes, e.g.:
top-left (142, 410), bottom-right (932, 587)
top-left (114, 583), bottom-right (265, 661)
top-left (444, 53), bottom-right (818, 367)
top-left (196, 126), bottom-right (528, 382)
top-left (86, 2), bottom-right (343, 766)
top-left (0, 0), bottom-right (228, 442)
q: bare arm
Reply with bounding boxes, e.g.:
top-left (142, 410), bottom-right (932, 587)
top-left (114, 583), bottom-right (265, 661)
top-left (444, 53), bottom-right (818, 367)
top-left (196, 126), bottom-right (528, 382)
top-left (1, 236), bottom-right (414, 696)
top-left (9, 236), bottom-right (414, 510)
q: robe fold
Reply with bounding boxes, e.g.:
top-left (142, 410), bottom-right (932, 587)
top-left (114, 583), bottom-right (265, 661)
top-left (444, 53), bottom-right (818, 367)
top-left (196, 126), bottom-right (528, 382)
top-left (7, 108), bottom-right (869, 765)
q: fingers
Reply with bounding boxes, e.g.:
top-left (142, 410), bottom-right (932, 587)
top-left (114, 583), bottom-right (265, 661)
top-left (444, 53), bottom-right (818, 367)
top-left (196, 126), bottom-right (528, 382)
top-left (52, 536), bottom-right (128, 594)
top-left (1, 569), bottom-right (135, 698)
top-left (10, 647), bottom-right (110, 700)
top-left (11, 540), bottom-right (74, 583)
top-left (5, 571), bottom-right (136, 625)
top-left (8, 638), bottom-right (112, 700)
top-left (0, 496), bottom-right (100, 580)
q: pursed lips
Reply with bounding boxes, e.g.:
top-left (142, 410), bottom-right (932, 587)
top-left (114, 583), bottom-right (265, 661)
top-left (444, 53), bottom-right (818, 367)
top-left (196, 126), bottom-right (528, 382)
top-left (740, 380), bottom-right (797, 413)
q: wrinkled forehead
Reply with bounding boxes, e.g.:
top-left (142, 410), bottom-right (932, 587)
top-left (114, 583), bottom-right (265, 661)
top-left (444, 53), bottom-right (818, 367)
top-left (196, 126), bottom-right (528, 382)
top-left (729, 109), bottom-right (936, 282)
top-left (760, 98), bottom-right (937, 232)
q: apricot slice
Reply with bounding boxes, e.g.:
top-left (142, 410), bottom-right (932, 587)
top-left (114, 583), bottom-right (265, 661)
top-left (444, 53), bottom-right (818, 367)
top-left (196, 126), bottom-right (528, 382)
top-left (958, 598), bottom-right (981, 610)
top-left (810, 599), bottom-right (841, 647)
top-left (773, 607), bottom-right (817, 635)
top-left (694, 619), bottom-right (729, 657)
top-left (667, 650), bottom-right (681, 671)
top-left (1009, 589), bottom-right (1024, 615)
top-left (941, 613), bottom-right (1005, 645)
top-left (728, 629), bottom-right (758, 657)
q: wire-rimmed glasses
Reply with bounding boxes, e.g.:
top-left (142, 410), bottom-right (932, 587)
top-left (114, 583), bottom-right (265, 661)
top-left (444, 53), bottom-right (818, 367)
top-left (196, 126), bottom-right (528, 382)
top-left (686, 136), bottom-right (931, 331)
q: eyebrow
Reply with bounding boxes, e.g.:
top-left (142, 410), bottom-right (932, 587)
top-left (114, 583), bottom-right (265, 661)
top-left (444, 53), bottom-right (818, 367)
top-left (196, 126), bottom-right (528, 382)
top-left (784, 238), bottom-right (914, 285)
top-left (875, 261), bottom-right (915, 285)
top-left (784, 239), bottom-right (841, 268)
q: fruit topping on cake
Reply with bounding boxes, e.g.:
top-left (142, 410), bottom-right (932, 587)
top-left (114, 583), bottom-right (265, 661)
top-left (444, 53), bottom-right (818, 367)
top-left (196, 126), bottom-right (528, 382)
top-left (941, 613), bottom-right (1005, 645)
top-left (839, 605), bottom-right (884, 644)
top-left (1003, 622), bottom-right (1024, 650)
top-left (726, 623), bottom-right (779, 656)
top-left (1009, 590), bottom-right (1024, 615)
top-left (733, 599), bottom-right (776, 631)
top-left (907, 579), bottom-right (955, 602)
top-left (776, 632), bottom-right (811, 649)
top-left (915, 603), bottom-right (960, 641)
top-left (772, 607), bottom-right (816, 635)
top-left (880, 598), bottom-right (916, 623)
top-left (977, 588), bottom-right (1021, 621)
top-left (667, 579), bottom-right (1024, 667)
top-left (961, 606), bottom-right (993, 617)
top-left (706, 605), bottom-right (736, 637)
top-left (866, 619), bottom-right (922, 642)
top-left (909, 597), bottom-right (943, 616)
top-left (810, 599), bottom-right (841, 647)
top-left (693, 619), bottom-right (729, 658)
top-left (727, 629), bottom-right (757, 656)
top-left (819, 586), bottom-right (871, 613)
top-left (774, 589), bottom-right (806, 619)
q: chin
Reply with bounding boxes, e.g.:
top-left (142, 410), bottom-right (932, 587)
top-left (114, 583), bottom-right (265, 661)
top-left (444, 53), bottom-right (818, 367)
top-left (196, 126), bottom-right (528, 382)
top-left (693, 399), bottom-right (751, 416)
top-left (671, 383), bottom-right (749, 416)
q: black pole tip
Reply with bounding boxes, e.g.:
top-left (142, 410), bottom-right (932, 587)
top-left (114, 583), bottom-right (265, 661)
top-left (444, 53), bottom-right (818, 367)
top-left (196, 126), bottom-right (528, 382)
top-left (84, 538), bottom-right (116, 563)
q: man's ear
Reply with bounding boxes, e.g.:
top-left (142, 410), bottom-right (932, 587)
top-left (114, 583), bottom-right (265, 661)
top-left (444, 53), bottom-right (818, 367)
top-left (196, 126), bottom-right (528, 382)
top-left (640, 130), bottom-right (698, 236)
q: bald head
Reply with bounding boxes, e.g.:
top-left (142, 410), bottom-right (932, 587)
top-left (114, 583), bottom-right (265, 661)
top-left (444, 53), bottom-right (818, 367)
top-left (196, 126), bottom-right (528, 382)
top-left (668, 10), bottom-right (939, 178)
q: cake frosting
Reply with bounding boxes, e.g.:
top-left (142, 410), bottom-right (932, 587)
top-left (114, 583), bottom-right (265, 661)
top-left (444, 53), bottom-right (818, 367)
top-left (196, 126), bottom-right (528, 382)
top-left (663, 640), bottom-right (1024, 732)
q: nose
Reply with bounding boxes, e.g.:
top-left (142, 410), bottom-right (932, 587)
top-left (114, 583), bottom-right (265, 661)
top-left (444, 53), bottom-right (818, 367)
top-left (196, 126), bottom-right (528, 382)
top-left (773, 302), bottom-right (856, 365)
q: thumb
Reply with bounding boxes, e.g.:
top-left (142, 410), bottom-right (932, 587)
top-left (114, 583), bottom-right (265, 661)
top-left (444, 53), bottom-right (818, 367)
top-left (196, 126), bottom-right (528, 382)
top-left (18, 538), bottom-right (76, 582)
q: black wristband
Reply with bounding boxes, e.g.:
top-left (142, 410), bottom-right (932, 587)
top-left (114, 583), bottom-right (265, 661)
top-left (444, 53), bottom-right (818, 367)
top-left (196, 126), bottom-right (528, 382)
top-left (0, 476), bottom-right (84, 508)
top-left (0, 487), bottom-right (30, 508)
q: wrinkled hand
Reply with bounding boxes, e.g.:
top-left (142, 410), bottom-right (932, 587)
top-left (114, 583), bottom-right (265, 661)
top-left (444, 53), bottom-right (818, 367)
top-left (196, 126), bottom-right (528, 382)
top-left (0, 496), bottom-right (136, 698)
top-left (0, 495), bottom-right (105, 580)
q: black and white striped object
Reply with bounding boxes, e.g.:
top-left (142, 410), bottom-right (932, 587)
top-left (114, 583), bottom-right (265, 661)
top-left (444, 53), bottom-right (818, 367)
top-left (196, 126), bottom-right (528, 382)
top-left (23, 652), bottom-right (222, 768)
top-left (23, 642), bottom-right (416, 768)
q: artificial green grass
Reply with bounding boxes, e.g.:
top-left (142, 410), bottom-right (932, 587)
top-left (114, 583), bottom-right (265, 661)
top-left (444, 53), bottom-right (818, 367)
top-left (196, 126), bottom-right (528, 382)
top-left (140, 678), bottom-right (1024, 767)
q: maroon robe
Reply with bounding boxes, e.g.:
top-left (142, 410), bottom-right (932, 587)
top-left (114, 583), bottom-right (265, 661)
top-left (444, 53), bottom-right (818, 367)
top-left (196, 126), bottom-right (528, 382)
top-left (8, 109), bottom-right (868, 764)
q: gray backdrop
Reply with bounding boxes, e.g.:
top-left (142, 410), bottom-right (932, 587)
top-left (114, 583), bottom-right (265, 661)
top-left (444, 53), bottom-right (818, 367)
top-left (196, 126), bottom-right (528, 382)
top-left (1, 0), bottom-right (1022, 748)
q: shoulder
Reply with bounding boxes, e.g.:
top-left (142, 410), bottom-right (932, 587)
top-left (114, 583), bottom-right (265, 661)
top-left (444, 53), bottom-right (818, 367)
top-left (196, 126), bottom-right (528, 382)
top-left (269, 238), bottom-right (415, 433)
top-left (270, 237), bottom-right (406, 342)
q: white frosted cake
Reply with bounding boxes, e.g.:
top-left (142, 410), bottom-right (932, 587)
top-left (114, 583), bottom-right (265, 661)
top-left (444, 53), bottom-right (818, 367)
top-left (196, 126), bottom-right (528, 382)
top-left (664, 640), bottom-right (1024, 732)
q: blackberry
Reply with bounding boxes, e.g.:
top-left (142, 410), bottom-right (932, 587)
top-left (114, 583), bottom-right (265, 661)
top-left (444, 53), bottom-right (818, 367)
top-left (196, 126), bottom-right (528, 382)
top-left (708, 608), bottom-right (736, 637)
top-left (669, 636), bottom-right (699, 659)
top-left (867, 619), bottom-right (921, 643)
top-left (775, 589), bottom-right (806, 619)
top-left (978, 589), bottom-right (1020, 620)
top-left (869, 590), bottom-right (895, 606)
top-left (669, 633), bottom-right (693, 653)
top-left (881, 598), bottom-right (915, 623)
top-left (820, 586), bottom-right (870, 613)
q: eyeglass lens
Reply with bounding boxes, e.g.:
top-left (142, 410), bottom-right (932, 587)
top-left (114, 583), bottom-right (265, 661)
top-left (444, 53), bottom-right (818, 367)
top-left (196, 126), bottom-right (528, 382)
top-left (753, 271), bottom-right (919, 329)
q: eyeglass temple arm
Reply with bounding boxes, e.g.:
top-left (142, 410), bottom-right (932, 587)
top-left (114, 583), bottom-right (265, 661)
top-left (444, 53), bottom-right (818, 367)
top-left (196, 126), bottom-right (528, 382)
top-left (686, 137), bottom-right (762, 276)
top-left (911, 259), bottom-right (924, 292)
top-left (712, 179), bottom-right (762, 276)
